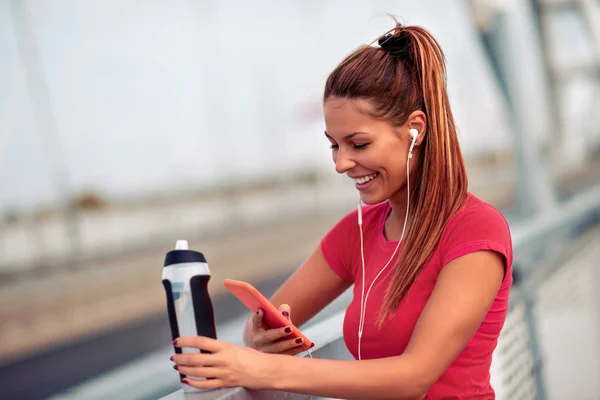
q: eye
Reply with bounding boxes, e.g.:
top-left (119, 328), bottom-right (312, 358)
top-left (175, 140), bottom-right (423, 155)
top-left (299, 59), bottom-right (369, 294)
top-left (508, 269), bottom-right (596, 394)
top-left (353, 143), bottom-right (368, 150)
top-left (329, 143), bottom-right (339, 150)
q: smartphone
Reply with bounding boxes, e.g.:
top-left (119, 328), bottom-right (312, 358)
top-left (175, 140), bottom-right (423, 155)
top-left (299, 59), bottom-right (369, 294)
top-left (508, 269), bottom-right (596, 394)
top-left (223, 278), bottom-right (314, 354)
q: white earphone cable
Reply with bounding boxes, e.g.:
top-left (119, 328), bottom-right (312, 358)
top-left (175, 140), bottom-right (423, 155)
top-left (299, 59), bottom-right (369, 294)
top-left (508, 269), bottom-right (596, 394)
top-left (357, 215), bottom-right (365, 358)
top-left (357, 134), bottom-right (414, 360)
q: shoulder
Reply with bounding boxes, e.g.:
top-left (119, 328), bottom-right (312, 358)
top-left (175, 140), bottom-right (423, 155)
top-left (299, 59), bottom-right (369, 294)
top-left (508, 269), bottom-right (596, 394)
top-left (443, 193), bottom-right (511, 236)
top-left (438, 193), bottom-right (513, 274)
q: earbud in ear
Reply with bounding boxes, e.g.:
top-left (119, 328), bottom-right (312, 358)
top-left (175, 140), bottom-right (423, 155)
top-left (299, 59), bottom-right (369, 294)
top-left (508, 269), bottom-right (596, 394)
top-left (408, 129), bottom-right (418, 158)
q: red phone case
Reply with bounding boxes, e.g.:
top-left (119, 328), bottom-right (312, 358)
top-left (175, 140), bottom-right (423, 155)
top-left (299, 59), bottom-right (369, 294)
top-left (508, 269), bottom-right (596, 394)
top-left (223, 279), bottom-right (314, 354)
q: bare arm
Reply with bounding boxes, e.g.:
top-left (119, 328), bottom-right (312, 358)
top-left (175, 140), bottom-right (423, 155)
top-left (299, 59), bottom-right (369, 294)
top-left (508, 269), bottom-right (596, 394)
top-left (268, 250), bottom-right (505, 399)
top-left (243, 244), bottom-right (352, 347)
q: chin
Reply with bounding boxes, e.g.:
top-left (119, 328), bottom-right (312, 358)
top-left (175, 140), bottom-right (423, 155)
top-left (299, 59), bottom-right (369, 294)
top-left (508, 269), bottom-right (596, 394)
top-left (359, 193), bottom-right (387, 205)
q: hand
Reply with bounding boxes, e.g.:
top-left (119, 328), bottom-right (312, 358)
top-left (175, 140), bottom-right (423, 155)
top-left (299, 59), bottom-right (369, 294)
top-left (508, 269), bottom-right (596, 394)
top-left (251, 304), bottom-right (305, 354)
top-left (171, 336), bottom-right (275, 390)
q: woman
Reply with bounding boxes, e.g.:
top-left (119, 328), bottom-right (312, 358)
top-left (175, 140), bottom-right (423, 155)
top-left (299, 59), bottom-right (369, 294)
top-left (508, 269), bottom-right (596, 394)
top-left (171, 22), bottom-right (512, 399)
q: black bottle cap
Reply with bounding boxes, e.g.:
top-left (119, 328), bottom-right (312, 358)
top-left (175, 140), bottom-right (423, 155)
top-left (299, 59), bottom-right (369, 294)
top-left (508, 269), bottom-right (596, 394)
top-left (164, 249), bottom-right (207, 267)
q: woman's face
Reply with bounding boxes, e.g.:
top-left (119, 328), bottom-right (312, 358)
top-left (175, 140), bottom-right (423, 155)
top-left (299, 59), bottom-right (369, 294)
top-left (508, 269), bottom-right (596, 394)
top-left (323, 97), bottom-right (423, 205)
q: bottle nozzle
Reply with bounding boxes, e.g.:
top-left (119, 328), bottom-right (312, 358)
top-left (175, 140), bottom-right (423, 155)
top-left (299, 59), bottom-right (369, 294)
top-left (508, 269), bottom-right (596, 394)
top-left (175, 240), bottom-right (189, 250)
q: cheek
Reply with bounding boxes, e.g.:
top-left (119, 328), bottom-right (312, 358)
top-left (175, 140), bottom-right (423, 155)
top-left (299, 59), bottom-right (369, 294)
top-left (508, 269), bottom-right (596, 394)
top-left (379, 152), bottom-right (410, 185)
top-left (379, 152), bottom-right (405, 174)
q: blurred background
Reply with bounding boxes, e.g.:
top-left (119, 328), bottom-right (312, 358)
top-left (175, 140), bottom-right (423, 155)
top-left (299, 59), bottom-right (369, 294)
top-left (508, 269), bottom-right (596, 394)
top-left (0, 0), bottom-right (599, 399)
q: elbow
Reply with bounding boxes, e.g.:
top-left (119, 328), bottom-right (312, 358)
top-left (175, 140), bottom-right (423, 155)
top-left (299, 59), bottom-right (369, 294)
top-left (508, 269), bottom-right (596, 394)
top-left (396, 367), bottom-right (437, 400)
top-left (412, 387), bottom-right (430, 400)
top-left (388, 389), bottom-right (428, 400)
top-left (408, 371), bottom-right (439, 399)
top-left (386, 379), bottom-right (431, 400)
top-left (402, 383), bottom-right (430, 400)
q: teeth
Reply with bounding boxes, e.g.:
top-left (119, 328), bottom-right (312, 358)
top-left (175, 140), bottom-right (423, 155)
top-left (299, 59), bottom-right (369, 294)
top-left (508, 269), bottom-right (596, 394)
top-left (353, 173), bottom-right (378, 185)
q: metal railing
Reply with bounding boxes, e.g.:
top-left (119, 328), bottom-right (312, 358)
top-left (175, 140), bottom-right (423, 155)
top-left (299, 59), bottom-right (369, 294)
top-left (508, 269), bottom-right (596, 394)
top-left (156, 183), bottom-right (600, 400)
top-left (50, 183), bottom-right (600, 400)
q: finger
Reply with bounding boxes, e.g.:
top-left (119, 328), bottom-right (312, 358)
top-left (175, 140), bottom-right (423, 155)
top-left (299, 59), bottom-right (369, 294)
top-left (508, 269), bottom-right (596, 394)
top-left (278, 303), bottom-right (291, 321)
top-left (253, 325), bottom-right (293, 347)
top-left (182, 376), bottom-right (228, 390)
top-left (260, 336), bottom-right (304, 354)
top-left (171, 352), bottom-right (216, 367)
top-left (251, 309), bottom-right (264, 333)
top-left (174, 336), bottom-right (223, 353)
top-left (176, 365), bottom-right (226, 381)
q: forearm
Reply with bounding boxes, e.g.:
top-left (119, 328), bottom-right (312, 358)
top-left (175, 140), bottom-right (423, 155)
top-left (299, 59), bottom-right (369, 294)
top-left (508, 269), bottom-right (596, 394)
top-left (269, 354), bottom-right (428, 400)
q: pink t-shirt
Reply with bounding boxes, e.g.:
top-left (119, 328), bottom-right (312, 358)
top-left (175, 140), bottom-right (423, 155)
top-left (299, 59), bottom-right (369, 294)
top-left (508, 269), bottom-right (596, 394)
top-left (320, 193), bottom-right (513, 399)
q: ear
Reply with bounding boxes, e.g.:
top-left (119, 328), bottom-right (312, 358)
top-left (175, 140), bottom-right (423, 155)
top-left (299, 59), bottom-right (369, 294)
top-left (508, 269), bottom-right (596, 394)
top-left (404, 110), bottom-right (426, 146)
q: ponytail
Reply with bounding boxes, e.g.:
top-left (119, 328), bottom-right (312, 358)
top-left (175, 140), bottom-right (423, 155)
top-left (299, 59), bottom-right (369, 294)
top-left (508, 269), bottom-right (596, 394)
top-left (376, 24), bottom-right (468, 324)
top-left (324, 22), bottom-right (468, 325)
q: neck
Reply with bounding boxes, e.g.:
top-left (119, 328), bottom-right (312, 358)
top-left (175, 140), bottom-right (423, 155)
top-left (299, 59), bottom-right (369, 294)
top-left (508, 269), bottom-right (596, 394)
top-left (385, 189), bottom-right (412, 241)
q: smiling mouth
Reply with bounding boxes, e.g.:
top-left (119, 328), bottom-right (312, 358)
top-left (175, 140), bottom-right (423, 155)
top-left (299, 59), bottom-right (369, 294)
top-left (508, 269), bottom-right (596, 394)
top-left (352, 172), bottom-right (379, 185)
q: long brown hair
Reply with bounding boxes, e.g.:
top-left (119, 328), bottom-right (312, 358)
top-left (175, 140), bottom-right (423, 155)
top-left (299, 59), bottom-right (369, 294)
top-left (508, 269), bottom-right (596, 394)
top-left (324, 22), bottom-right (468, 323)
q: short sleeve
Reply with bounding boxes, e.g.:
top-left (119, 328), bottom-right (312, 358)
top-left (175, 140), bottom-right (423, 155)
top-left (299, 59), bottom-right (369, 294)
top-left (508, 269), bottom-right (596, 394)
top-left (439, 201), bottom-right (513, 280)
top-left (320, 209), bottom-right (360, 283)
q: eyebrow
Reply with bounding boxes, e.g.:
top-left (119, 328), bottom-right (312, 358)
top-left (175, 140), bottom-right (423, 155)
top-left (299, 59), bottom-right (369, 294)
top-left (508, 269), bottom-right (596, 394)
top-left (324, 131), bottom-right (369, 140)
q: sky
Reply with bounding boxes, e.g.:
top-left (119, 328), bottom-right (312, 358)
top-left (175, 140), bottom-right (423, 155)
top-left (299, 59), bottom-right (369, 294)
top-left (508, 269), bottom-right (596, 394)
top-left (0, 0), bottom-right (595, 214)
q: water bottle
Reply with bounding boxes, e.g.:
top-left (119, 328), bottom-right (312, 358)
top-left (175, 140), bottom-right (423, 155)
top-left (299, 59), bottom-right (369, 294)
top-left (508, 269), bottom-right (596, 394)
top-left (162, 239), bottom-right (217, 393)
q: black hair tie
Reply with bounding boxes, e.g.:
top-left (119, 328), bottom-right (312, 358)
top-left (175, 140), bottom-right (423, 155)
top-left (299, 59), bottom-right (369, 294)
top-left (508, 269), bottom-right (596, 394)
top-left (377, 31), bottom-right (411, 54)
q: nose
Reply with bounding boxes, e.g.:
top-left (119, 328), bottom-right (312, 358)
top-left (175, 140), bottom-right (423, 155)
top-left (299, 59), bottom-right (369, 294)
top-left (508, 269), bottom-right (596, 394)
top-left (334, 148), bottom-right (356, 174)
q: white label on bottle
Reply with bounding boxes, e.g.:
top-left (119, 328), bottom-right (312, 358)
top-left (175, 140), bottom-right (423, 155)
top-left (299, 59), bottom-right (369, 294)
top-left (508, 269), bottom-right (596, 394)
top-left (162, 262), bottom-right (211, 291)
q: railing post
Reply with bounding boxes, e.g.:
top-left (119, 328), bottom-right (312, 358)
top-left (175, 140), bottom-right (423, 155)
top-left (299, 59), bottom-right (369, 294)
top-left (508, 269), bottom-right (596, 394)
top-left (521, 277), bottom-right (549, 400)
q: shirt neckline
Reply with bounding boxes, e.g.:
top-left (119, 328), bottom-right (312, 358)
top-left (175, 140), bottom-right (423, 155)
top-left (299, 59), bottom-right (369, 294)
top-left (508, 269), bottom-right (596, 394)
top-left (378, 201), bottom-right (402, 247)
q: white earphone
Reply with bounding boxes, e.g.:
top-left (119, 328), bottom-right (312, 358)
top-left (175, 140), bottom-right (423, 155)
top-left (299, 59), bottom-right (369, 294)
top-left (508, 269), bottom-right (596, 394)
top-left (356, 127), bottom-right (418, 360)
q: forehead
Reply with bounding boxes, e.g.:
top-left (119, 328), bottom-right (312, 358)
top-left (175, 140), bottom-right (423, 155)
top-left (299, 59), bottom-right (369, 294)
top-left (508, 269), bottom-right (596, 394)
top-left (324, 97), bottom-right (380, 136)
top-left (323, 97), bottom-right (391, 140)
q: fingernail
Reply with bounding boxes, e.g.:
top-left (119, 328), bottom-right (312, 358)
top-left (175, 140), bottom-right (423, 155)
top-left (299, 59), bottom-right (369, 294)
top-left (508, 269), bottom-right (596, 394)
top-left (182, 378), bottom-right (189, 384)
top-left (169, 355), bottom-right (174, 361)
top-left (173, 339), bottom-right (178, 346)
top-left (285, 327), bottom-right (292, 334)
top-left (173, 365), bottom-right (179, 371)
top-left (282, 311), bottom-right (289, 318)
top-left (296, 338), bottom-right (303, 344)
